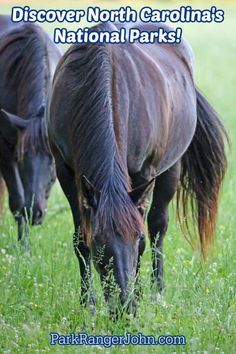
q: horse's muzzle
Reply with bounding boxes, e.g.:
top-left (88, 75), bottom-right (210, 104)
top-left (32, 209), bottom-right (44, 225)
top-left (24, 206), bottom-right (44, 225)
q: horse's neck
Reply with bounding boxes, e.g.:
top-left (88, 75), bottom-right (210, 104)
top-left (16, 64), bottom-right (49, 119)
top-left (17, 87), bottom-right (45, 120)
top-left (18, 32), bottom-right (53, 119)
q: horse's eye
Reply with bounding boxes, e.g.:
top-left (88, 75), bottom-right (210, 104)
top-left (137, 232), bottom-right (144, 240)
top-left (137, 205), bottom-right (145, 214)
top-left (82, 198), bottom-right (91, 210)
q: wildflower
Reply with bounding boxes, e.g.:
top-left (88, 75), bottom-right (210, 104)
top-left (183, 259), bottom-right (193, 266)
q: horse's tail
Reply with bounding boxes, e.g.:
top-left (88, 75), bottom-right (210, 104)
top-left (177, 89), bottom-right (229, 258)
top-left (0, 174), bottom-right (5, 216)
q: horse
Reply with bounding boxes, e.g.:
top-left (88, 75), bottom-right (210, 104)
top-left (0, 15), bottom-right (61, 244)
top-left (47, 22), bottom-right (228, 316)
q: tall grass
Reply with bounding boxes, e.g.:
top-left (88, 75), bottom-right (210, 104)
top-left (0, 1), bottom-right (235, 352)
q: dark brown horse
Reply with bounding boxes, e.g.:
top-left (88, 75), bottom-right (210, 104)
top-left (47, 23), bottom-right (228, 315)
top-left (0, 15), bottom-right (61, 245)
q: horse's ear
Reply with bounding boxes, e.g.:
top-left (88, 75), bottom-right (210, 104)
top-left (129, 178), bottom-right (155, 206)
top-left (0, 109), bottom-right (28, 145)
top-left (0, 109), bottom-right (28, 129)
top-left (81, 175), bottom-right (100, 210)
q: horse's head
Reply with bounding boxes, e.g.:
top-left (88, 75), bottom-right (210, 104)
top-left (81, 176), bottom-right (152, 317)
top-left (0, 108), bottom-right (56, 225)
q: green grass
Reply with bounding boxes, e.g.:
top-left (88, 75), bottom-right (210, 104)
top-left (0, 0), bottom-right (236, 353)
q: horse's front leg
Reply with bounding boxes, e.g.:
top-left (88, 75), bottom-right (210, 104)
top-left (73, 229), bottom-right (95, 308)
top-left (135, 232), bottom-right (146, 300)
top-left (53, 150), bottom-right (95, 309)
top-left (129, 177), bottom-right (152, 300)
top-left (16, 216), bottom-right (29, 251)
top-left (0, 161), bottom-right (29, 249)
top-left (134, 202), bottom-right (150, 300)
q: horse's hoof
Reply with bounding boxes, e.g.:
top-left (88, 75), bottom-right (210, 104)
top-left (18, 239), bottom-right (31, 255)
top-left (88, 294), bottom-right (96, 316)
top-left (157, 280), bottom-right (165, 293)
top-left (151, 276), bottom-right (165, 293)
top-left (134, 284), bottom-right (143, 300)
top-left (80, 292), bottom-right (96, 315)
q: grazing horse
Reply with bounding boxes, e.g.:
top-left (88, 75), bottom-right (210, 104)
top-left (0, 15), bottom-right (61, 243)
top-left (47, 23), bottom-right (228, 315)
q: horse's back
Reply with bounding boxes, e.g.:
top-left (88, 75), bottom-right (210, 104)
top-left (122, 22), bottom-right (195, 76)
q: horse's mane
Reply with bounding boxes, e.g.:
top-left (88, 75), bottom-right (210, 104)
top-left (57, 28), bottom-right (143, 244)
top-left (0, 24), bottom-right (52, 154)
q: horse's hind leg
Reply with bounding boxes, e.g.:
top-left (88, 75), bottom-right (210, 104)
top-left (147, 162), bottom-right (180, 291)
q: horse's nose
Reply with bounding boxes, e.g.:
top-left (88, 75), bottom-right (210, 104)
top-left (32, 207), bottom-right (44, 225)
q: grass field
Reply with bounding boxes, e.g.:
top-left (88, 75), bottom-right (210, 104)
top-left (0, 0), bottom-right (236, 353)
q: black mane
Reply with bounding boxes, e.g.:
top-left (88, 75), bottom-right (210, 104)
top-left (57, 36), bottom-right (143, 242)
top-left (0, 24), bottom-right (52, 153)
